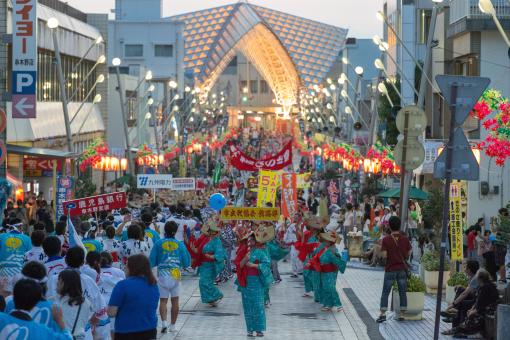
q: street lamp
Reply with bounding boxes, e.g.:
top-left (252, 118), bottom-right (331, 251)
top-left (76, 94), bottom-right (102, 135)
top-left (47, 17), bottom-right (73, 152)
top-left (69, 73), bottom-right (105, 125)
top-left (354, 66), bottom-right (364, 76)
top-left (377, 82), bottom-right (394, 107)
top-left (112, 57), bottom-right (135, 175)
top-left (375, 36), bottom-right (420, 98)
top-left (479, 0), bottom-right (510, 47)
top-left (374, 58), bottom-right (403, 101)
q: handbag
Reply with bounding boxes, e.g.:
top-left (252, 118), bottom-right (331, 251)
top-left (391, 234), bottom-right (412, 278)
top-left (71, 302), bottom-right (83, 339)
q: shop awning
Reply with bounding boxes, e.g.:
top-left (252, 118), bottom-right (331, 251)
top-left (7, 144), bottom-right (77, 159)
top-left (378, 186), bottom-right (429, 201)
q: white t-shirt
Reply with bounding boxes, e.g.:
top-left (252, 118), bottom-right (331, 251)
top-left (44, 257), bottom-right (67, 277)
top-left (54, 295), bottom-right (94, 339)
top-left (98, 267), bottom-right (125, 303)
top-left (47, 268), bottom-right (107, 321)
top-left (120, 239), bottom-right (149, 266)
top-left (24, 246), bottom-right (48, 263)
top-left (168, 217), bottom-right (197, 242)
top-left (103, 239), bottom-right (122, 267)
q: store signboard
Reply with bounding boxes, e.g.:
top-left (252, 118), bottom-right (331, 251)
top-left (64, 192), bottom-right (127, 216)
top-left (23, 158), bottom-right (62, 177)
top-left (171, 178), bottom-right (196, 191)
top-left (449, 184), bottom-right (463, 261)
top-left (12, 0), bottom-right (37, 118)
top-left (137, 174), bottom-right (173, 189)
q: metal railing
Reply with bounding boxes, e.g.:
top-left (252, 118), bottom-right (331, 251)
top-left (450, 0), bottom-right (510, 24)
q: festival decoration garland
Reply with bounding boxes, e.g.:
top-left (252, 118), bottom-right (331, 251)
top-left (78, 138), bottom-right (109, 172)
top-left (470, 89), bottom-right (510, 166)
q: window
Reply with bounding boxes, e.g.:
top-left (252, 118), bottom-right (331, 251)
top-left (260, 80), bottom-right (269, 94)
top-left (125, 44), bottom-right (143, 57)
top-left (240, 80), bottom-right (248, 93)
top-left (154, 44), bottom-right (173, 57)
top-left (250, 80), bottom-right (258, 94)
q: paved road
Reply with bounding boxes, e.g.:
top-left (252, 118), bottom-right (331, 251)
top-left (159, 262), bottom-right (370, 340)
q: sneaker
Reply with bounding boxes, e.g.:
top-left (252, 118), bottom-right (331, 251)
top-left (169, 324), bottom-right (176, 333)
top-left (376, 315), bottom-right (386, 323)
top-left (161, 326), bottom-right (168, 334)
top-left (161, 321), bottom-right (168, 334)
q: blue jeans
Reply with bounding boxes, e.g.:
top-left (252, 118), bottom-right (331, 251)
top-left (380, 270), bottom-right (407, 312)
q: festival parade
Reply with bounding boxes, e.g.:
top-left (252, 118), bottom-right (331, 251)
top-left (0, 0), bottom-right (510, 339)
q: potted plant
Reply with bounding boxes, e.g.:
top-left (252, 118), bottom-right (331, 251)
top-left (446, 272), bottom-right (469, 303)
top-left (392, 274), bottom-right (426, 320)
top-left (422, 251), bottom-right (451, 294)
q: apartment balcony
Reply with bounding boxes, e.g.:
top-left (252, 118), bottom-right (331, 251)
top-left (448, 0), bottom-right (510, 38)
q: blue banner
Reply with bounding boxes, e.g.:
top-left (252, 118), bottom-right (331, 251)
top-left (56, 176), bottom-right (73, 221)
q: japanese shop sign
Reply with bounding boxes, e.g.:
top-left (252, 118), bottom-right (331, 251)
top-left (56, 176), bottom-right (73, 221)
top-left (449, 184), bottom-right (463, 261)
top-left (12, 0), bottom-right (37, 119)
top-left (171, 178), bottom-right (196, 191)
top-left (220, 207), bottom-right (280, 221)
top-left (23, 158), bottom-right (62, 177)
top-left (281, 173), bottom-right (297, 219)
top-left (137, 174), bottom-right (173, 189)
top-left (64, 192), bottom-right (127, 217)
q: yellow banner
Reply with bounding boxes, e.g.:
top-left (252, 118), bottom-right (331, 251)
top-left (220, 207), bottom-right (281, 221)
top-left (449, 184), bottom-right (463, 261)
top-left (297, 172), bottom-right (311, 189)
top-left (257, 170), bottom-right (279, 207)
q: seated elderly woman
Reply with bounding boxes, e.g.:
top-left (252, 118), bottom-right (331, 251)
top-left (452, 269), bottom-right (500, 338)
top-left (364, 229), bottom-right (390, 267)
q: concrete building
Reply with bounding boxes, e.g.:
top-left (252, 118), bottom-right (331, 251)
top-left (108, 0), bottom-right (184, 151)
top-left (3, 0), bottom-right (107, 200)
top-left (429, 0), bottom-right (510, 224)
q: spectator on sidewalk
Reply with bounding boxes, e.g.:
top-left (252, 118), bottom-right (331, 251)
top-left (441, 259), bottom-right (480, 335)
top-left (376, 216), bottom-right (412, 323)
top-left (492, 208), bottom-right (509, 283)
top-left (478, 230), bottom-right (498, 281)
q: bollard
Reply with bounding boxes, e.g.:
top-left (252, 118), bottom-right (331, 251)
top-left (497, 304), bottom-right (510, 340)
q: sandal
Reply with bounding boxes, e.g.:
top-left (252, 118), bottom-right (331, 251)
top-left (247, 332), bottom-right (255, 337)
top-left (336, 307), bottom-right (344, 312)
top-left (321, 307), bottom-right (331, 312)
top-left (256, 332), bottom-right (264, 337)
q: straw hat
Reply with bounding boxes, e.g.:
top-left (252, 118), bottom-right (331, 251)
top-left (201, 218), bottom-right (220, 236)
top-left (319, 231), bottom-right (342, 244)
top-left (254, 224), bottom-right (275, 244)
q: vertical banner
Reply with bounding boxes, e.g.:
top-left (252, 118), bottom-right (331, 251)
top-left (256, 170), bottom-right (279, 207)
top-left (326, 179), bottom-right (341, 207)
top-left (281, 173), bottom-right (297, 219)
top-left (56, 176), bottom-right (74, 221)
top-left (12, 0), bottom-right (37, 119)
top-left (179, 155), bottom-right (186, 177)
top-left (449, 183), bottom-right (463, 261)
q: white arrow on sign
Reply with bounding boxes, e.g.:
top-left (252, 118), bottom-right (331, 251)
top-left (15, 97), bottom-right (35, 116)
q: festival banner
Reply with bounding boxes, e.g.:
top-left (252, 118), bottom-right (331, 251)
top-left (171, 178), bottom-right (196, 191)
top-left (326, 179), bottom-right (341, 207)
top-left (281, 173), bottom-right (298, 218)
top-left (56, 176), bottom-right (73, 221)
top-left (179, 155), bottom-right (186, 177)
top-left (228, 141), bottom-right (292, 171)
top-left (449, 184), bottom-right (463, 261)
top-left (220, 207), bottom-right (280, 221)
top-left (297, 172), bottom-right (311, 189)
top-left (257, 170), bottom-right (279, 207)
top-left (64, 192), bottom-right (127, 217)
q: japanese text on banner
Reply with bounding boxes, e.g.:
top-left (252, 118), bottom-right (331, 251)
top-left (257, 170), bottom-right (279, 207)
top-left (449, 184), bottom-right (463, 261)
top-left (220, 207), bottom-right (280, 221)
top-left (64, 192), bottom-right (127, 217)
top-left (281, 173), bottom-right (297, 219)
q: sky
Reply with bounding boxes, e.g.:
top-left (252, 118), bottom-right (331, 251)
top-left (66, 0), bottom-right (382, 38)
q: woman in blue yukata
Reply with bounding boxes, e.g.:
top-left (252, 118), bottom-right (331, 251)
top-left (196, 219), bottom-right (225, 307)
top-left (317, 230), bottom-right (346, 312)
top-left (239, 224), bottom-right (274, 337)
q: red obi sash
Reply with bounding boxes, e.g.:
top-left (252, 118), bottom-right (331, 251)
top-left (295, 231), bottom-right (319, 262)
top-left (201, 253), bottom-right (215, 263)
top-left (305, 246), bottom-right (328, 272)
top-left (234, 243), bottom-right (249, 287)
top-left (320, 264), bottom-right (338, 273)
top-left (188, 234), bottom-right (211, 268)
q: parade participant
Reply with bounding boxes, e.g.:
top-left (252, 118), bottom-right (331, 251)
top-left (53, 269), bottom-right (95, 339)
top-left (140, 212), bottom-right (161, 250)
top-left (108, 254), bottom-right (160, 340)
top-left (81, 221), bottom-right (103, 253)
top-left (239, 224), bottom-right (274, 337)
top-left (47, 247), bottom-right (108, 331)
top-left (43, 236), bottom-right (66, 277)
top-left (315, 231), bottom-right (346, 312)
top-left (283, 215), bottom-right (303, 278)
top-left (120, 223), bottom-right (150, 267)
top-left (82, 251), bottom-right (101, 283)
top-left (195, 219), bottom-right (225, 307)
top-left (233, 225), bottom-right (253, 289)
top-left (102, 225), bottom-right (122, 268)
top-left (0, 220), bottom-right (32, 290)
top-left (217, 221), bottom-right (237, 283)
top-left (0, 279), bottom-right (72, 339)
top-left (98, 252), bottom-right (125, 339)
top-left (150, 221), bottom-right (191, 333)
top-left (24, 230), bottom-right (48, 263)
top-left (4, 261), bottom-right (60, 331)
top-left (55, 221), bottom-right (69, 256)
